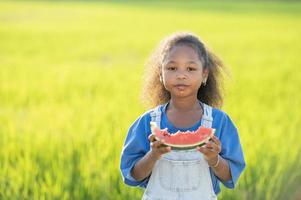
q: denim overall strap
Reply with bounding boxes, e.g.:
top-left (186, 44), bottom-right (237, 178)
top-left (201, 103), bottom-right (213, 128)
top-left (150, 105), bottom-right (161, 129)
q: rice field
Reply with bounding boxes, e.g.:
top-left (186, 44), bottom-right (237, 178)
top-left (0, 1), bottom-right (301, 199)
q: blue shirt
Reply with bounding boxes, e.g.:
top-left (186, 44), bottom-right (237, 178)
top-left (120, 102), bottom-right (246, 195)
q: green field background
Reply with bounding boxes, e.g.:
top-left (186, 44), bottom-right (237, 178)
top-left (0, 1), bottom-right (301, 199)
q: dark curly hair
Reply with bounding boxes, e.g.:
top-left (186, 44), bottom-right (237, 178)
top-left (141, 32), bottom-right (228, 109)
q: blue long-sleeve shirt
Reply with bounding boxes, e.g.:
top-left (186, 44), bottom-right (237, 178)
top-left (120, 103), bottom-right (246, 195)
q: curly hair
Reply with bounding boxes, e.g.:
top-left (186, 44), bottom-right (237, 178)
top-left (141, 32), bottom-right (228, 109)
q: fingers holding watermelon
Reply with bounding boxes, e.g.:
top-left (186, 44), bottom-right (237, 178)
top-left (197, 136), bottom-right (222, 167)
top-left (205, 136), bottom-right (221, 152)
top-left (148, 133), bottom-right (171, 160)
top-left (211, 135), bottom-right (221, 147)
top-left (148, 133), bottom-right (156, 142)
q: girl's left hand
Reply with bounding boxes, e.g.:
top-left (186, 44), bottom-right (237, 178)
top-left (196, 135), bottom-right (221, 167)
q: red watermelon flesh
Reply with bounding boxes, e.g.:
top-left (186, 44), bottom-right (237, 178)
top-left (150, 122), bottom-right (215, 149)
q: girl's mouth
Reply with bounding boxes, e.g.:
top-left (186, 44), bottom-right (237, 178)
top-left (174, 84), bottom-right (189, 90)
top-left (175, 84), bottom-right (189, 87)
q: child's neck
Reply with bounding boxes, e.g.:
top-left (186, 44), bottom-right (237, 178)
top-left (169, 97), bottom-right (200, 113)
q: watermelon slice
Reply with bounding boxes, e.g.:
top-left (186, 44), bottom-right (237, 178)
top-left (150, 122), bottom-right (215, 150)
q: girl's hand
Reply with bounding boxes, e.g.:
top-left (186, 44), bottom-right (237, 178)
top-left (196, 136), bottom-right (221, 167)
top-left (148, 134), bottom-right (171, 160)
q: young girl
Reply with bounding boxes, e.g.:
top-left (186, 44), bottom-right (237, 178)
top-left (120, 32), bottom-right (245, 200)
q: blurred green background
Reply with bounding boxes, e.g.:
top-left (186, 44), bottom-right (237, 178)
top-left (0, 1), bottom-right (301, 199)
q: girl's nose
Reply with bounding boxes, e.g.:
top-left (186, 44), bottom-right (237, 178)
top-left (176, 71), bottom-right (187, 79)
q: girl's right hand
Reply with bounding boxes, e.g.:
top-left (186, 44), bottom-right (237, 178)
top-left (148, 134), bottom-right (171, 160)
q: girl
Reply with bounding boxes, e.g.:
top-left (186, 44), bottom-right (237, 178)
top-left (120, 32), bottom-right (245, 200)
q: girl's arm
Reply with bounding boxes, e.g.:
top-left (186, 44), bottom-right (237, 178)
top-left (208, 155), bottom-right (231, 181)
top-left (197, 136), bottom-right (231, 181)
top-left (131, 135), bottom-right (171, 181)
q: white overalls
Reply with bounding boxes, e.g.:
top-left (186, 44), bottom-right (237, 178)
top-left (142, 103), bottom-right (217, 200)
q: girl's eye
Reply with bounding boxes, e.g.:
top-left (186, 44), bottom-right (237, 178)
top-left (167, 66), bottom-right (176, 71)
top-left (187, 67), bottom-right (196, 71)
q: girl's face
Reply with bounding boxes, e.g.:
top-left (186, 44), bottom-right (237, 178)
top-left (161, 45), bottom-right (208, 99)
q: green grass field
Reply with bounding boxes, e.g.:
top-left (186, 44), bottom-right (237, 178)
top-left (0, 1), bottom-right (301, 199)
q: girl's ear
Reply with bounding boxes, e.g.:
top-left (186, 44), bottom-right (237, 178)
top-left (202, 68), bottom-right (209, 84)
